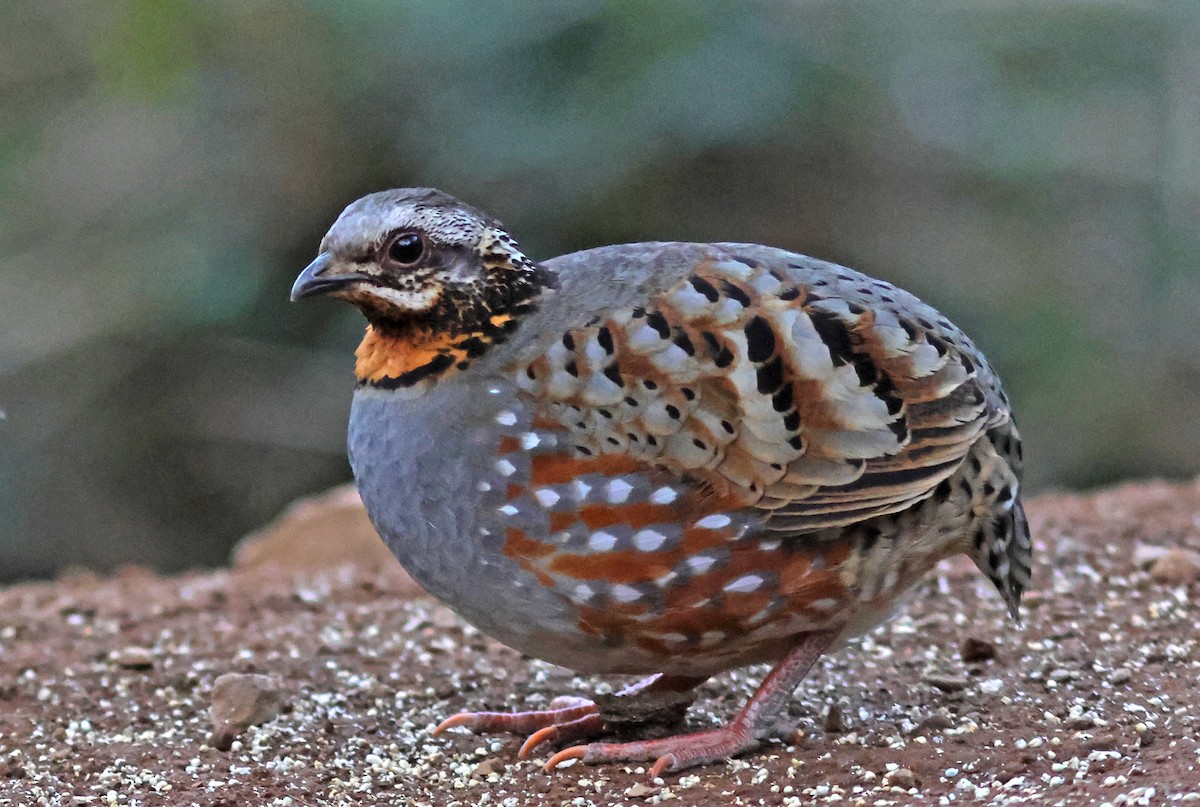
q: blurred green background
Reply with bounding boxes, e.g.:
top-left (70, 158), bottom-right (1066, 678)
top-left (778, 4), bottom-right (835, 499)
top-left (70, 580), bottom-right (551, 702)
top-left (2, 1), bottom-right (1198, 582)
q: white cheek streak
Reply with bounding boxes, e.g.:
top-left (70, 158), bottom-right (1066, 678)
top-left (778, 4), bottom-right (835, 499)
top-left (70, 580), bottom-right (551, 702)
top-left (364, 285), bottom-right (439, 309)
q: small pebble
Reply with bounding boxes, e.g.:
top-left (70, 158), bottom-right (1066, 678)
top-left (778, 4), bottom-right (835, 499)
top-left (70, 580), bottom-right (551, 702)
top-left (110, 646), bottom-right (155, 670)
top-left (208, 672), bottom-right (285, 751)
top-left (925, 673), bottom-right (969, 693)
top-left (624, 782), bottom-right (659, 798)
top-left (960, 637), bottom-right (997, 663)
top-left (888, 768), bottom-right (920, 789)
top-left (1149, 549), bottom-right (1200, 585)
top-left (824, 703), bottom-right (847, 733)
top-left (1108, 667), bottom-right (1133, 686)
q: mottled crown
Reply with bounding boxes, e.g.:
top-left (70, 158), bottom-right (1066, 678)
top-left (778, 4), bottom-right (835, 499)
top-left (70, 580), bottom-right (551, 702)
top-left (321, 188), bottom-right (502, 258)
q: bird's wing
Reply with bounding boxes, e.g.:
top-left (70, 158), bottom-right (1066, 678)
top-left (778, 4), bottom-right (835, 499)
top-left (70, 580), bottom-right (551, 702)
top-left (512, 244), bottom-right (1007, 538)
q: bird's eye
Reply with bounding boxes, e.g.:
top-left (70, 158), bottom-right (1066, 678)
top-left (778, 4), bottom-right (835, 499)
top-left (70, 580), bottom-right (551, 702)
top-left (385, 232), bottom-right (425, 266)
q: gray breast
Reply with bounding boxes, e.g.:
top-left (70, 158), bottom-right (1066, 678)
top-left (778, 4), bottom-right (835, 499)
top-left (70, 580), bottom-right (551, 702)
top-left (348, 377), bottom-right (604, 668)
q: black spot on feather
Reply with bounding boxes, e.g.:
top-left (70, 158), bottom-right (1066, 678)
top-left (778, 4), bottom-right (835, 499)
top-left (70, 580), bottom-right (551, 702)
top-left (744, 316), bottom-right (776, 363)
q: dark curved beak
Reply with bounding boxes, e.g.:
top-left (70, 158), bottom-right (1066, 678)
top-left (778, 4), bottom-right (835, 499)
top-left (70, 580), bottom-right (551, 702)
top-left (290, 253), bottom-right (366, 301)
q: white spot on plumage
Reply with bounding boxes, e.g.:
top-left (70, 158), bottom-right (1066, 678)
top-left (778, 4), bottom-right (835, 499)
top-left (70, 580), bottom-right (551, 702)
top-left (810, 597), bottom-right (841, 612)
top-left (695, 513), bottom-right (732, 529)
top-left (571, 479), bottom-right (592, 501)
top-left (686, 554), bottom-right (717, 575)
top-left (533, 488), bottom-right (560, 508)
top-left (759, 538), bottom-right (781, 551)
top-left (650, 343), bottom-right (692, 372)
top-left (476, 481), bottom-right (492, 492)
top-left (747, 607), bottom-right (773, 624)
top-left (712, 258), bottom-right (753, 280)
top-left (495, 459), bottom-right (516, 476)
top-left (487, 386), bottom-right (502, 395)
top-left (498, 504), bottom-right (519, 516)
top-left (583, 373), bottom-right (624, 405)
top-left (605, 479), bottom-right (633, 503)
top-left (632, 529), bottom-right (667, 552)
top-left (752, 271), bottom-right (782, 295)
top-left (712, 297), bottom-right (744, 325)
top-left (724, 574), bottom-right (764, 593)
top-left (588, 531), bottom-right (617, 552)
top-left (650, 486), bottom-right (678, 505)
top-left (572, 583), bottom-right (595, 602)
top-left (699, 630), bottom-right (727, 647)
top-left (520, 431), bottom-right (541, 450)
top-left (628, 324), bottom-right (667, 352)
top-left (495, 410), bottom-right (517, 426)
top-left (611, 584), bottom-right (643, 603)
top-left (667, 285), bottom-right (711, 317)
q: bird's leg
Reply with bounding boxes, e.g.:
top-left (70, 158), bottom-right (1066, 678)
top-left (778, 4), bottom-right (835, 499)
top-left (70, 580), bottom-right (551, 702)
top-left (433, 673), bottom-right (705, 759)
top-left (545, 630), bottom-right (837, 777)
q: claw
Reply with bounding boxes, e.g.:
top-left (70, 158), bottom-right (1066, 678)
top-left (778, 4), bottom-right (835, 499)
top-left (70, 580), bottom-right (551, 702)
top-left (519, 713), bottom-right (605, 758)
top-left (432, 712), bottom-right (485, 736)
top-left (434, 703), bottom-right (599, 740)
top-left (544, 744), bottom-right (588, 771)
top-left (648, 753), bottom-right (678, 779)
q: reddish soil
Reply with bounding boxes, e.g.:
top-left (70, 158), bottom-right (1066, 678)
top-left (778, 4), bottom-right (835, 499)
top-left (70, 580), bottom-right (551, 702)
top-left (2, 480), bottom-right (1199, 805)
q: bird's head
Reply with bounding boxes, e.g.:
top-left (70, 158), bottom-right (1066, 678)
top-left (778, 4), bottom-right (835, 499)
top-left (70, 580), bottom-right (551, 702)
top-left (292, 188), bottom-right (555, 389)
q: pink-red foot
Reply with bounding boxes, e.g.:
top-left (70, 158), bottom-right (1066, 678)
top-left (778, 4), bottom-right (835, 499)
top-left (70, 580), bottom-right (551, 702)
top-left (433, 674), bottom-right (704, 761)
top-left (544, 631), bottom-right (836, 776)
top-left (433, 696), bottom-right (605, 757)
top-left (545, 722), bottom-right (759, 777)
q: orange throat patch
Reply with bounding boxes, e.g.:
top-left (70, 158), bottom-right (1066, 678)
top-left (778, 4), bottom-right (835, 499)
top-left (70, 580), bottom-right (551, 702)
top-left (354, 317), bottom-right (513, 389)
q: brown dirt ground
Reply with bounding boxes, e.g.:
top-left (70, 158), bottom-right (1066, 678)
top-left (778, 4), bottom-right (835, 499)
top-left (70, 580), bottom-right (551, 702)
top-left (2, 480), bottom-right (1199, 806)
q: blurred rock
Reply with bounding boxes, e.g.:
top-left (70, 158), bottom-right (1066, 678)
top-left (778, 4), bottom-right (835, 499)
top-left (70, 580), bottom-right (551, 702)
top-left (209, 672), bottom-right (285, 751)
top-left (1148, 548), bottom-right (1200, 586)
top-left (110, 646), bottom-right (156, 670)
top-left (887, 768), bottom-right (920, 790)
top-left (960, 637), bottom-right (997, 663)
